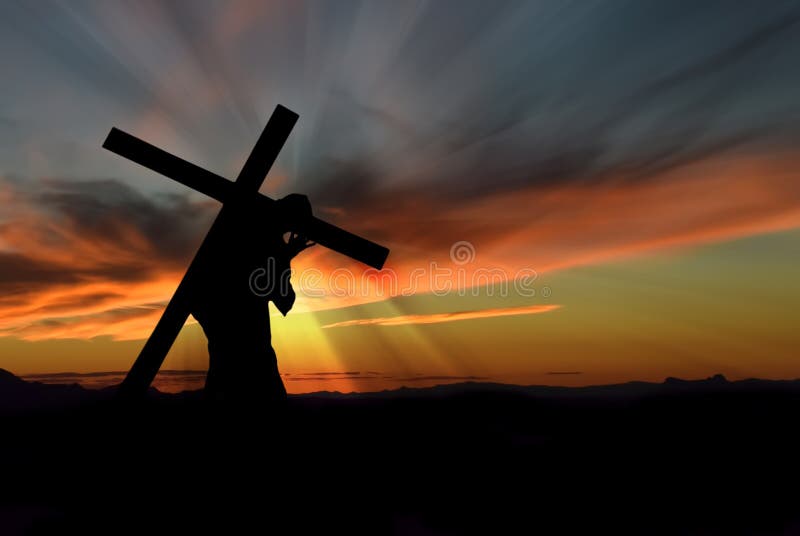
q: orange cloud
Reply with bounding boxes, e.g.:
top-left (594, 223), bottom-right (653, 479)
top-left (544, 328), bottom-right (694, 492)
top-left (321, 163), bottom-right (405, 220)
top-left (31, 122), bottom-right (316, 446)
top-left (321, 304), bottom-right (562, 328)
top-left (0, 275), bottom-right (187, 341)
top-left (0, 178), bottom-right (205, 340)
top-left (2, 148), bottom-right (799, 341)
top-left (289, 149), bottom-right (800, 311)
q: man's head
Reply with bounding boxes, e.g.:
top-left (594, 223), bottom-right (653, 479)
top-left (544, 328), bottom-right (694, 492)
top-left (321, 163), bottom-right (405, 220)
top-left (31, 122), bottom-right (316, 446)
top-left (276, 193), bottom-right (313, 230)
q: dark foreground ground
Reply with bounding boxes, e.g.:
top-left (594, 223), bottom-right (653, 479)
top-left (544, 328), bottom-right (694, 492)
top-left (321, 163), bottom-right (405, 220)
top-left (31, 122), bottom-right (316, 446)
top-left (2, 369), bottom-right (800, 535)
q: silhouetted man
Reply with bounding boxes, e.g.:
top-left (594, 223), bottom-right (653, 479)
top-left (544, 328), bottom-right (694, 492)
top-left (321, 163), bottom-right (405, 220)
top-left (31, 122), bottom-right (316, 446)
top-left (189, 194), bottom-right (314, 407)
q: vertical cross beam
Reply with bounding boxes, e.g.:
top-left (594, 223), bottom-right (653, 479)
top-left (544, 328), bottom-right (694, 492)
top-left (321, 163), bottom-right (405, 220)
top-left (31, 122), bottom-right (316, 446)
top-left (116, 105), bottom-right (298, 399)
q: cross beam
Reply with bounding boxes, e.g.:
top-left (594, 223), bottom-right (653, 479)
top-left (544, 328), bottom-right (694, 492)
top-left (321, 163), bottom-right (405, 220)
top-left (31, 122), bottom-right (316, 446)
top-left (103, 105), bottom-right (389, 398)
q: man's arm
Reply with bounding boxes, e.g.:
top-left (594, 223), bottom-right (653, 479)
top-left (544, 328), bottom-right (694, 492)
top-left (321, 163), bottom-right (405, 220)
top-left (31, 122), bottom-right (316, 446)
top-left (271, 233), bottom-right (315, 316)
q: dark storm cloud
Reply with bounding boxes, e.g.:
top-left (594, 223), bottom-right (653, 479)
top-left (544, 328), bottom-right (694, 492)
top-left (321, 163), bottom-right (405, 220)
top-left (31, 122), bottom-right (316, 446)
top-left (0, 251), bottom-right (82, 290)
top-left (623, 10), bottom-right (800, 106)
top-left (298, 4), bottom-right (800, 208)
top-left (36, 178), bottom-right (215, 263)
top-left (3, 0), bottom-right (799, 203)
top-left (300, 158), bottom-right (381, 210)
top-left (0, 177), bottom-right (215, 294)
top-left (574, 8), bottom-right (800, 182)
top-left (283, 2), bottom-right (800, 212)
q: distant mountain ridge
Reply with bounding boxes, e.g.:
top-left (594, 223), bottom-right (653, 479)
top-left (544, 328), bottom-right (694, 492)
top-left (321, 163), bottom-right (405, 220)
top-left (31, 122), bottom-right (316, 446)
top-left (0, 367), bottom-right (109, 413)
top-left (3, 367), bottom-right (800, 414)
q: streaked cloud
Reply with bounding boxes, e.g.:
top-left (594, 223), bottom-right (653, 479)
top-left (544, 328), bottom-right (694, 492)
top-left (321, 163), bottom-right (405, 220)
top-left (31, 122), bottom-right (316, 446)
top-left (390, 375), bottom-right (490, 382)
top-left (292, 148), bottom-right (800, 315)
top-left (321, 304), bottom-right (561, 329)
top-left (0, 177), bottom-right (212, 340)
top-left (4, 145), bottom-right (800, 340)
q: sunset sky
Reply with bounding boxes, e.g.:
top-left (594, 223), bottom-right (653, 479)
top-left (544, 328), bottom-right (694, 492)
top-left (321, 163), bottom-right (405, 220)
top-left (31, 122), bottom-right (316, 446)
top-left (1, 1), bottom-right (799, 392)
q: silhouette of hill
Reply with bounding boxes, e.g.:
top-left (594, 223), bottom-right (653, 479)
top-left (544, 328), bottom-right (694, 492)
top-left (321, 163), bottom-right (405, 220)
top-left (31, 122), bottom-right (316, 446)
top-left (0, 368), bottom-right (104, 414)
top-left (3, 366), bottom-right (800, 412)
top-left (2, 368), bottom-right (800, 534)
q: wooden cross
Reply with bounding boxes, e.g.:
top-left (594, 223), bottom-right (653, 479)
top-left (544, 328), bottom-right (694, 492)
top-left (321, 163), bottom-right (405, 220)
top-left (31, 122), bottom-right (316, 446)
top-left (102, 105), bottom-right (389, 398)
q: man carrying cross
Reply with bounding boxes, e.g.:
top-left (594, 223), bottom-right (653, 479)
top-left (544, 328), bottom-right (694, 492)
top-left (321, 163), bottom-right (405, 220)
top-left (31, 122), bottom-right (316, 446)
top-left (102, 105), bottom-right (389, 403)
top-left (190, 193), bottom-right (315, 406)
